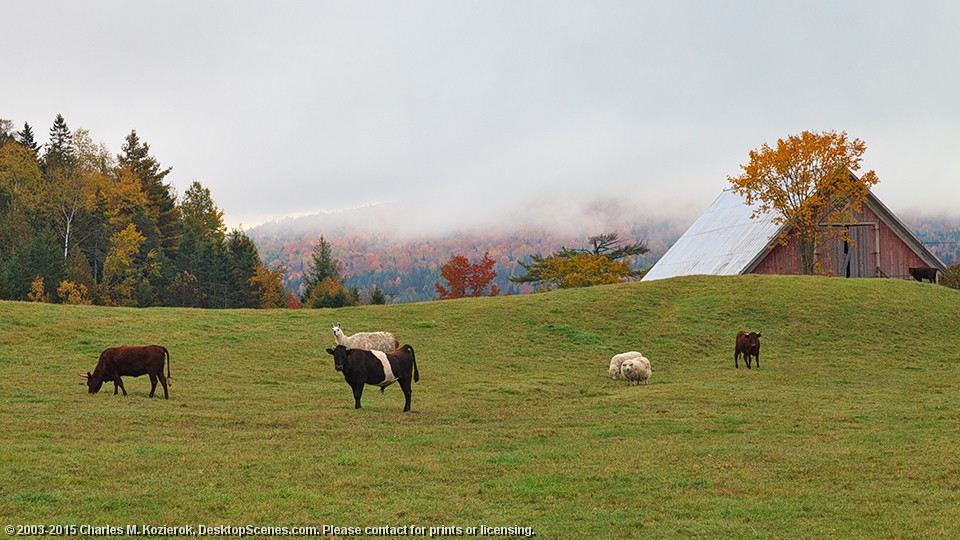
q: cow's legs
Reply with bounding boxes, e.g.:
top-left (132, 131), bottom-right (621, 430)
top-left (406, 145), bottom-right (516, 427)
top-left (399, 377), bottom-right (413, 412)
top-left (158, 372), bottom-right (169, 399)
top-left (113, 380), bottom-right (120, 394)
top-left (735, 352), bottom-right (740, 369)
top-left (115, 376), bottom-right (127, 396)
top-left (149, 373), bottom-right (158, 397)
top-left (754, 352), bottom-right (759, 369)
top-left (746, 355), bottom-right (752, 369)
top-left (352, 383), bottom-right (364, 409)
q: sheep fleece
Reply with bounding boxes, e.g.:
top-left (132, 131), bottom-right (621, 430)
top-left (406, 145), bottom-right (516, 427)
top-left (620, 356), bottom-right (651, 385)
top-left (609, 351), bottom-right (644, 379)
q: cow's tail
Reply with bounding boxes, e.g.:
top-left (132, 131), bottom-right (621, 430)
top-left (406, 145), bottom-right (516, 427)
top-left (407, 344), bottom-right (419, 383)
top-left (162, 346), bottom-right (172, 387)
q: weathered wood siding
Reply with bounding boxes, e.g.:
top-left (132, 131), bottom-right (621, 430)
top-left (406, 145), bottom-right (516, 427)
top-left (854, 204), bottom-right (928, 279)
top-left (750, 202), bottom-right (929, 279)
top-left (752, 240), bottom-right (802, 275)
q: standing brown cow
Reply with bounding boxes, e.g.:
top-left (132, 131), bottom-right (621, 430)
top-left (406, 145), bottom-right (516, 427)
top-left (734, 331), bottom-right (761, 369)
top-left (82, 345), bottom-right (171, 399)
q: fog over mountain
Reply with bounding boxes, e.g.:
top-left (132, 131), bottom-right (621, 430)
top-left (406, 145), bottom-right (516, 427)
top-left (249, 192), bottom-right (698, 240)
top-left (5, 2), bottom-right (960, 236)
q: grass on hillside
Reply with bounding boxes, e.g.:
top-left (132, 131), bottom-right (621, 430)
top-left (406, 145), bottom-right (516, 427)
top-left (1, 275), bottom-right (959, 538)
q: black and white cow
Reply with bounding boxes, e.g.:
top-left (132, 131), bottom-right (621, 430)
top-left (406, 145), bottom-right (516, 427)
top-left (325, 344), bottom-right (419, 412)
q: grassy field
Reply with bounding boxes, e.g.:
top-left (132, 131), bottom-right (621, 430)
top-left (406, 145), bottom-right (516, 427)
top-left (2, 274), bottom-right (960, 538)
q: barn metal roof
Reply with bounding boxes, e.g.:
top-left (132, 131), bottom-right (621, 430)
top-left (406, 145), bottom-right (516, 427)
top-left (642, 187), bottom-right (946, 282)
top-left (641, 189), bottom-right (787, 281)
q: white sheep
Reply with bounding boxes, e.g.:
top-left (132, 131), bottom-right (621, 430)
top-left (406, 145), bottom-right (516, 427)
top-left (332, 322), bottom-right (400, 352)
top-left (609, 351), bottom-right (643, 379)
top-left (620, 356), bottom-right (651, 385)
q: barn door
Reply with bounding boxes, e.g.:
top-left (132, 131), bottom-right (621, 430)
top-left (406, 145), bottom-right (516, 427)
top-left (847, 225), bottom-right (873, 278)
top-left (821, 225), bottom-right (872, 277)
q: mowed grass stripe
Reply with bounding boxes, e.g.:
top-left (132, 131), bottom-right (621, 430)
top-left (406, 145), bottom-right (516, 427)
top-left (1, 274), bottom-right (959, 538)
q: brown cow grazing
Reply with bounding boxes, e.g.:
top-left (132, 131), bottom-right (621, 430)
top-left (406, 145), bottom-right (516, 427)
top-left (734, 331), bottom-right (761, 369)
top-left (82, 345), bottom-right (171, 399)
top-left (908, 266), bottom-right (938, 284)
top-left (326, 344), bottom-right (419, 412)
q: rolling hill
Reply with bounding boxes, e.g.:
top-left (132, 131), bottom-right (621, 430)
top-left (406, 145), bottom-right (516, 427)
top-left (2, 275), bottom-right (959, 537)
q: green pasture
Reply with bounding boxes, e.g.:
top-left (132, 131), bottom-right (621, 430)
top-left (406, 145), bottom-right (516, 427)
top-left (1, 275), bottom-right (959, 538)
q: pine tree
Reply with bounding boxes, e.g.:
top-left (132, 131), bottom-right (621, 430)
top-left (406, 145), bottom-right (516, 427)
top-left (225, 229), bottom-right (262, 308)
top-left (370, 285), bottom-right (386, 305)
top-left (16, 122), bottom-right (40, 155)
top-left (43, 114), bottom-right (74, 170)
top-left (118, 130), bottom-right (181, 258)
top-left (302, 234), bottom-right (343, 301)
top-left (177, 181), bottom-right (230, 307)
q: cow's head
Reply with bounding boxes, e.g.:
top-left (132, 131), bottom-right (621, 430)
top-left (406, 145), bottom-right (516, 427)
top-left (84, 371), bottom-right (104, 394)
top-left (748, 332), bottom-right (762, 349)
top-left (326, 345), bottom-right (350, 372)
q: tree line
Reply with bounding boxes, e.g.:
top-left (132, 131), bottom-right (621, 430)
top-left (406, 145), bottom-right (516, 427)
top-left (0, 116), bottom-right (285, 308)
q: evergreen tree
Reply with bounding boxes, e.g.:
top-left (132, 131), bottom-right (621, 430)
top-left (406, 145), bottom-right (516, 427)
top-left (225, 229), bottom-right (262, 308)
top-left (16, 122), bottom-right (40, 155)
top-left (199, 236), bottom-right (234, 308)
top-left (176, 181), bottom-right (231, 307)
top-left (43, 114), bottom-right (74, 170)
top-left (302, 234), bottom-right (342, 301)
top-left (370, 285), bottom-right (386, 305)
top-left (118, 130), bottom-right (181, 258)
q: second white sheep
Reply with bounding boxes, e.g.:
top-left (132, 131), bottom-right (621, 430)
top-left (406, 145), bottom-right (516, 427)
top-left (620, 356), bottom-right (651, 385)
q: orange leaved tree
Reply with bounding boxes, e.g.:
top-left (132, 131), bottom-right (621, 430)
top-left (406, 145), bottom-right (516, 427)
top-left (435, 251), bottom-right (500, 300)
top-left (727, 130), bottom-right (879, 275)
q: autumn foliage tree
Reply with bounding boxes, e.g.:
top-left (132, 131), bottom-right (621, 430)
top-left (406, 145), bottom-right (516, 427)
top-left (536, 252), bottom-right (630, 290)
top-left (250, 263), bottom-right (286, 308)
top-left (435, 251), bottom-right (500, 299)
top-left (510, 233), bottom-right (648, 290)
top-left (728, 130), bottom-right (879, 275)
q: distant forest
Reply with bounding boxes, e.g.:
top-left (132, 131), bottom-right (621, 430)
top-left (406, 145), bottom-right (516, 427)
top-left (248, 225), bottom-right (679, 304)
top-left (248, 214), bottom-right (960, 304)
top-left (903, 215), bottom-right (960, 266)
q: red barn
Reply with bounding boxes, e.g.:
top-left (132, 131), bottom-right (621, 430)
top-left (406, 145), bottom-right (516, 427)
top-left (643, 188), bottom-right (944, 281)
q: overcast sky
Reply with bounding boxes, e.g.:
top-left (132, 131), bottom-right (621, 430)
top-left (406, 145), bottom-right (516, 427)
top-left (5, 1), bottom-right (960, 233)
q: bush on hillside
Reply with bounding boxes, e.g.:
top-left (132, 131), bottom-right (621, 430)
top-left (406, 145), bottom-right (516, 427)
top-left (940, 264), bottom-right (960, 290)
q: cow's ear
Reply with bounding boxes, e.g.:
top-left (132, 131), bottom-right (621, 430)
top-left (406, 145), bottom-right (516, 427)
top-left (326, 348), bottom-right (335, 355)
top-left (86, 371), bottom-right (92, 378)
top-left (757, 333), bottom-right (762, 337)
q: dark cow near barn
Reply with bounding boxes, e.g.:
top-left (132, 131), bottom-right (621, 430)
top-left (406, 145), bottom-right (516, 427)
top-left (325, 344), bottom-right (419, 412)
top-left (908, 266), bottom-right (938, 284)
top-left (734, 331), bottom-right (761, 369)
top-left (82, 345), bottom-right (171, 399)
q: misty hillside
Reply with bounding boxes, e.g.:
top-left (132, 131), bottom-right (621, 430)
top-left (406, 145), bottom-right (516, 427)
top-left (247, 206), bottom-right (960, 304)
top-left (247, 207), bottom-right (689, 303)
